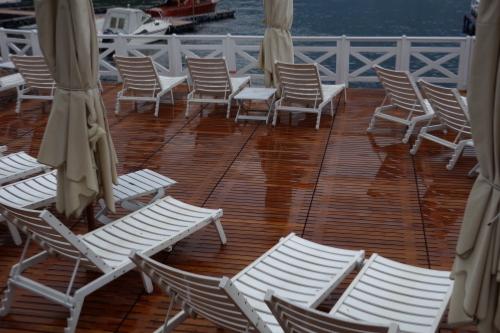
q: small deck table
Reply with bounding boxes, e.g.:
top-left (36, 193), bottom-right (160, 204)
top-left (234, 87), bottom-right (277, 124)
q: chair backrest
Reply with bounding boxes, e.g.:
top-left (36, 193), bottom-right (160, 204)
top-left (186, 57), bottom-right (233, 98)
top-left (11, 55), bottom-right (55, 92)
top-left (114, 56), bottom-right (161, 96)
top-left (419, 80), bottom-right (471, 136)
top-left (275, 62), bottom-right (324, 107)
top-left (0, 201), bottom-right (110, 273)
top-left (129, 251), bottom-right (271, 333)
top-left (265, 290), bottom-right (399, 333)
top-left (374, 65), bottom-right (427, 114)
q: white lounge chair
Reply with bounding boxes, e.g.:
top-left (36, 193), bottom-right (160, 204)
top-left (0, 196), bottom-right (226, 333)
top-left (185, 57), bottom-right (251, 118)
top-left (329, 254), bottom-right (453, 333)
top-left (411, 80), bottom-right (474, 170)
top-left (0, 149), bottom-right (50, 186)
top-left (114, 56), bottom-right (187, 117)
top-left (0, 73), bottom-right (24, 93)
top-left (273, 62), bottom-right (346, 130)
top-left (0, 169), bottom-right (175, 245)
top-left (368, 65), bottom-right (433, 143)
top-left (264, 290), bottom-right (399, 333)
top-left (10, 55), bottom-right (55, 113)
top-left (129, 233), bottom-right (365, 333)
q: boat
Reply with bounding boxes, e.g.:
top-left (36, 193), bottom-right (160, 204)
top-left (463, 0), bottom-right (479, 35)
top-left (147, 0), bottom-right (219, 18)
top-left (96, 7), bottom-right (171, 37)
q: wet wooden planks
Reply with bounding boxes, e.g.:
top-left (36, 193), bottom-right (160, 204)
top-left (0, 84), bottom-right (476, 332)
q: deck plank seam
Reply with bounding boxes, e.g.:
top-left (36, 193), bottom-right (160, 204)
top-left (301, 96), bottom-right (342, 238)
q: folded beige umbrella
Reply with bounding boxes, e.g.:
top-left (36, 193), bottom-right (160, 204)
top-left (35, 0), bottom-right (118, 218)
top-left (448, 0), bottom-right (500, 331)
top-left (258, 0), bottom-right (294, 87)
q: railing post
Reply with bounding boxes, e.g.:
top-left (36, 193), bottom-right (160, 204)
top-left (398, 35), bottom-right (410, 71)
top-left (29, 30), bottom-right (41, 55)
top-left (114, 34), bottom-right (128, 57)
top-left (168, 34), bottom-right (182, 76)
top-left (224, 33), bottom-right (237, 73)
top-left (0, 28), bottom-right (9, 62)
top-left (336, 35), bottom-right (350, 86)
top-left (458, 36), bottom-right (473, 90)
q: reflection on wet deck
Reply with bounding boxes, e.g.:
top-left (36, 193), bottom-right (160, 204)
top-left (0, 85), bottom-right (476, 332)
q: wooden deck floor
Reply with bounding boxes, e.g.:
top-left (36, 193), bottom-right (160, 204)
top-left (0, 84), bottom-right (476, 332)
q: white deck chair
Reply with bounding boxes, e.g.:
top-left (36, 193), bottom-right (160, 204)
top-left (185, 57), bottom-right (251, 118)
top-left (0, 196), bottom-right (225, 333)
top-left (10, 55), bottom-right (55, 113)
top-left (0, 169), bottom-right (176, 246)
top-left (329, 254), bottom-right (454, 333)
top-left (0, 73), bottom-right (24, 93)
top-left (411, 80), bottom-right (474, 170)
top-left (273, 62), bottom-right (346, 130)
top-left (264, 290), bottom-right (400, 333)
top-left (368, 65), bottom-right (433, 143)
top-left (129, 233), bottom-right (365, 333)
top-left (0, 149), bottom-right (50, 186)
top-left (114, 56), bottom-right (187, 117)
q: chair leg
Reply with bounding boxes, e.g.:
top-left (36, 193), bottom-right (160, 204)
top-left (65, 300), bottom-right (83, 333)
top-left (0, 280), bottom-right (16, 316)
top-left (447, 142), bottom-right (467, 170)
top-left (226, 99), bottom-right (232, 119)
top-left (154, 99), bottom-right (161, 117)
top-left (272, 108), bottom-right (279, 127)
top-left (15, 97), bottom-right (21, 114)
top-left (115, 97), bottom-right (120, 115)
top-left (367, 113), bottom-right (377, 132)
top-left (410, 131), bottom-right (425, 155)
top-left (185, 101), bottom-right (190, 118)
top-left (213, 219), bottom-right (227, 245)
top-left (315, 110), bottom-right (322, 130)
top-left (141, 273), bottom-right (154, 294)
top-left (170, 90), bottom-right (175, 105)
top-left (6, 222), bottom-right (22, 246)
top-left (402, 121), bottom-right (416, 144)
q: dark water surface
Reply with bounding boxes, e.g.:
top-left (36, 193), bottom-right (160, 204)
top-left (94, 0), bottom-right (470, 36)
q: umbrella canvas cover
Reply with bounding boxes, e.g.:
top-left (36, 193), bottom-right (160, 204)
top-left (35, 0), bottom-right (118, 218)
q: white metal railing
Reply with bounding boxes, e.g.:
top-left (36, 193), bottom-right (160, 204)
top-left (0, 28), bottom-right (474, 89)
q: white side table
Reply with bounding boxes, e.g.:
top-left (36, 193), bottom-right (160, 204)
top-left (234, 87), bottom-right (277, 124)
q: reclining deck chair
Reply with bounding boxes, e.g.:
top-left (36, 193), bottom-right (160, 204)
top-left (274, 62), bottom-right (346, 130)
top-left (264, 290), bottom-right (399, 333)
top-left (411, 80), bottom-right (474, 170)
top-left (129, 233), bottom-right (365, 333)
top-left (0, 197), bottom-right (225, 333)
top-left (329, 254), bottom-right (453, 333)
top-left (10, 55), bottom-right (55, 113)
top-left (0, 148), bottom-right (50, 186)
top-left (114, 56), bottom-right (187, 117)
top-left (368, 65), bottom-right (433, 143)
top-left (185, 57), bottom-right (251, 118)
top-left (0, 169), bottom-right (175, 245)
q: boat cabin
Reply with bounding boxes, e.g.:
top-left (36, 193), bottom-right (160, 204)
top-left (101, 8), bottom-right (160, 34)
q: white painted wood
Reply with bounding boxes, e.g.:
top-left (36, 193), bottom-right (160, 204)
top-left (265, 290), bottom-right (400, 333)
top-left (131, 233), bottom-right (364, 333)
top-left (0, 151), bottom-right (49, 186)
top-left (185, 57), bottom-right (251, 119)
top-left (329, 254), bottom-right (454, 333)
top-left (411, 80), bottom-right (474, 170)
top-left (0, 195), bottom-right (225, 333)
top-left (10, 55), bottom-right (55, 113)
top-left (367, 65), bottom-right (434, 143)
top-left (114, 55), bottom-right (187, 117)
top-left (274, 62), bottom-right (346, 130)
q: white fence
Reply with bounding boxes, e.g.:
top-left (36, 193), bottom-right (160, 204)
top-left (0, 28), bottom-right (474, 88)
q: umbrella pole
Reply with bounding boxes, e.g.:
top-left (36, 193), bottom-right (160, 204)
top-left (85, 203), bottom-right (96, 231)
